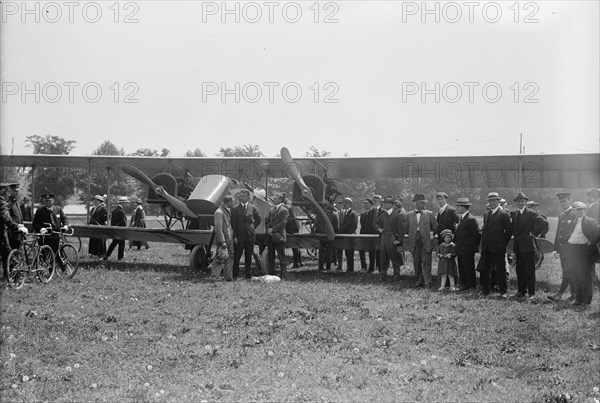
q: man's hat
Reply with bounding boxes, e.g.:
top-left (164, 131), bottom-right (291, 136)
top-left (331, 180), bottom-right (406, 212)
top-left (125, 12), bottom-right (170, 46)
top-left (342, 197), bottom-right (353, 204)
top-left (586, 188), bottom-right (600, 197)
top-left (135, 198), bottom-right (143, 204)
top-left (118, 196), bottom-right (129, 203)
top-left (556, 192), bottom-right (572, 201)
top-left (412, 193), bottom-right (426, 202)
top-left (22, 196), bottom-right (29, 201)
top-left (372, 195), bottom-right (382, 200)
top-left (486, 192), bottom-right (501, 201)
top-left (526, 200), bottom-right (539, 207)
top-left (513, 192), bottom-right (529, 201)
top-left (440, 229), bottom-right (454, 239)
top-left (93, 194), bottom-right (104, 202)
top-left (572, 201), bottom-right (587, 210)
top-left (456, 197), bottom-right (472, 206)
top-left (383, 195), bottom-right (395, 203)
top-left (40, 193), bottom-right (55, 199)
top-left (363, 198), bottom-right (373, 204)
top-left (0, 182), bottom-right (11, 188)
top-left (499, 198), bottom-right (506, 204)
top-left (394, 197), bottom-right (403, 205)
top-left (436, 192), bottom-right (448, 199)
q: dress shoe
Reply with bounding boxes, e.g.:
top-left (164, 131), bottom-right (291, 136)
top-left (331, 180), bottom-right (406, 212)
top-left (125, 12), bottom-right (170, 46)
top-left (567, 295), bottom-right (576, 301)
top-left (415, 282), bottom-right (424, 287)
top-left (571, 300), bottom-right (582, 306)
top-left (547, 294), bottom-right (562, 302)
top-left (499, 293), bottom-right (508, 299)
top-left (513, 292), bottom-right (525, 298)
top-left (527, 294), bottom-right (536, 301)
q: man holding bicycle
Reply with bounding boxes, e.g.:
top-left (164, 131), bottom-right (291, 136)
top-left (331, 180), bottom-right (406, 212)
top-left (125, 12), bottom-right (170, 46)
top-left (0, 183), bottom-right (28, 276)
top-left (32, 193), bottom-right (69, 254)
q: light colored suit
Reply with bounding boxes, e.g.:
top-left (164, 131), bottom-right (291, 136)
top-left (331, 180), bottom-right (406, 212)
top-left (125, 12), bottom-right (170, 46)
top-left (212, 204), bottom-right (233, 280)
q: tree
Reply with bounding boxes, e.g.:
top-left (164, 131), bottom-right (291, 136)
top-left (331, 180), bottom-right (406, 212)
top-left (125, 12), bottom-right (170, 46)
top-left (218, 144), bottom-right (264, 157)
top-left (92, 141), bottom-right (125, 156)
top-left (130, 148), bottom-right (171, 157)
top-left (87, 141), bottom-right (139, 202)
top-left (184, 148), bottom-right (206, 157)
top-left (26, 135), bottom-right (76, 155)
top-left (304, 146), bottom-right (331, 158)
top-left (25, 135), bottom-right (78, 204)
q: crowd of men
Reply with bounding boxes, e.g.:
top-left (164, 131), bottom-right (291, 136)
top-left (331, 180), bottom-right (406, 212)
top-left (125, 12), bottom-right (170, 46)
top-left (210, 186), bottom-right (600, 307)
top-left (3, 176), bottom-right (599, 307)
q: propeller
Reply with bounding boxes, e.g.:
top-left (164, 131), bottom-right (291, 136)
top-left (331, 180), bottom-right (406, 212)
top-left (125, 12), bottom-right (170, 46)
top-left (280, 147), bottom-right (335, 241)
top-left (122, 165), bottom-right (198, 219)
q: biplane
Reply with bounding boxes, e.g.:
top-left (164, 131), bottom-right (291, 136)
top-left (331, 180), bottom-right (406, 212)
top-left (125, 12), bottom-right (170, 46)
top-left (2, 149), bottom-right (599, 270)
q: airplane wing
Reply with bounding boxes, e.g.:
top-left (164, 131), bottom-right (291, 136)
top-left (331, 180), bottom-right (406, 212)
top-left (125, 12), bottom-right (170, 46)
top-left (69, 224), bottom-right (213, 244)
top-left (3, 152), bottom-right (599, 188)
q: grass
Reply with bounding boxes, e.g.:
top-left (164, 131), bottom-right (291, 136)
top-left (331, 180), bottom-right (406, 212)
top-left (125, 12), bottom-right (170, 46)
top-left (1, 238), bottom-right (599, 402)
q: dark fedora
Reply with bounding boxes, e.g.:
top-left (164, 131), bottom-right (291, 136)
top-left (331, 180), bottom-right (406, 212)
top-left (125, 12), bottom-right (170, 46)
top-left (412, 193), bottom-right (426, 202)
top-left (556, 192), bottom-right (572, 201)
top-left (513, 192), bottom-right (529, 201)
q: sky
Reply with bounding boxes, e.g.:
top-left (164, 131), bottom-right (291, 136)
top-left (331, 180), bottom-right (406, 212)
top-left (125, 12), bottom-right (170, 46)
top-left (1, 0), bottom-right (599, 158)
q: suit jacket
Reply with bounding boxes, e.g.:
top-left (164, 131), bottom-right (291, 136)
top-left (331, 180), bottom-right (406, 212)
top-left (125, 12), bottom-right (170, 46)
top-left (213, 204), bottom-right (233, 244)
top-left (230, 202), bottom-right (261, 243)
top-left (436, 204), bottom-right (459, 239)
top-left (374, 209), bottom-right (406, 242)
top-left (406, 209), bottom-right (438, 253)
top-left (1, 197), bottom-right (20, 235)
top-left (454, 212), bottom-right (481, 255)
top-left (8, 199), bottom-right (23, 224)
top-left (481, 207), bottom-right (512, 253)
top-left (581, 215), bottom-right (600, 245)
top-left (554, 208), bottom-right (576, 251)
top-left (110, 205), bottom-right (127, 227)
top-left (586, 201), bottom-right (600, 222)
top-left (511, 207), bottom-right (548, 253)
top-left (20, 203), bottom-right (32, 221)
top-left (32, 205), bottom-right (68, 232)
top-left (339, 208), bottom-right (358, 234)
top-left (266, 204), bottom-right (288, 243)
top-left (89, 203), bottom-right (107, 226)
top-left (360, 208), bottom-right (377, 234)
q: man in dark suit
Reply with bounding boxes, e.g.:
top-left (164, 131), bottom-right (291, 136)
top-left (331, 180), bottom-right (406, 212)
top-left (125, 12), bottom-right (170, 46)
top-left (32, 192), bottom-right (69, 254)
top-left (374, 196), bottom-right (406, 278)
top-left (567, 202), bottom-right (600, 306)
top-left (359, 198), bottom-right (377, 272)
top-left (454, 197), bottom-right (481, 291)
top-left (20, 196), bottom-right (33, 222)
top-left (231, 189), bottom-right (262, 279)
top-left (406, 193), bottom-right (438, 287)
top-left (435, 192), bottom-right (459, 242)
top-left (265, 192), bottom-right (289, 279)
top-left (511, 191), bottom-right (548, 299)
top-left (585, 188), bottom-right (600, 290)
top-left (6, 182), bottom-right (24, 250)
top-left (1, 183), bottom-right (28, 275)
top-left (479, 192), bottom-right (512, 297)
top-left (105, 196), bottom-right (129, 261)
top-left (549, 192), bottom-right (576, 301)
top-left (318, 203), bottom-right (339, 271)
top-left (371, 195), bottom-right (383, 272)
top-left (337, 197), bottom-right (358, 272)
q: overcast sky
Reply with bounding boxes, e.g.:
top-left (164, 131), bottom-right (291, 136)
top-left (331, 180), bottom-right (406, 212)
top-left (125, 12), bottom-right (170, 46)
top-left (1, 0), bottom-right (598, 158)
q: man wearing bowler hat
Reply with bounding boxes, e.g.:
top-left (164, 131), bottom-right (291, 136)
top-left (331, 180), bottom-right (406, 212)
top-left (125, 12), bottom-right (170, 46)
top-left (549, 192), bottom-right (576, 301)
top-left (454, 197), bottom-right (481, 291)
top-left (511, 191), bottom-right (548, 299)
top-left (406, 193), bottom-right (438, 287)
top-left (479, 192), bottom-right (512, 297)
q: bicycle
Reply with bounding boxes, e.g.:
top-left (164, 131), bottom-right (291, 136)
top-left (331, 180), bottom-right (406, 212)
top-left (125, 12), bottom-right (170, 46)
top-left (6, 233), bottom-right (56, 289)
top-left (55, 228), bottom-right (80, 279)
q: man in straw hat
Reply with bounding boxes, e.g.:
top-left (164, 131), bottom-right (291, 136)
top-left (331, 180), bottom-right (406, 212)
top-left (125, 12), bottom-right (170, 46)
top-left (511, 191), bottom-right (548, 300)
top-left (479, 192), bottom-right (512, 297)
top-left (406, 193), bottom-right (438, 287)
top-left (549, 192), bottom-right (576, 301)
top-left (454, 197), bottom-right (481, 291)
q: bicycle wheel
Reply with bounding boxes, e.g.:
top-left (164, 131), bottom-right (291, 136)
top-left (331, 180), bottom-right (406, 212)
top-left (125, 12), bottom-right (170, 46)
top-left (6, 249), bottom-right (27, 289)
top-left (36, 245), bottom-right (55, 284)
top-left (66, 236), bottom-right (82, 253)
top-left (57, 244), bottom-right (79, 278)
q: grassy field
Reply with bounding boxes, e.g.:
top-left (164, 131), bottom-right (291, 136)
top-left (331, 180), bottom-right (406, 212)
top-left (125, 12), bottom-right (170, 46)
top-left (1, 236), bottom-right (599, 402)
